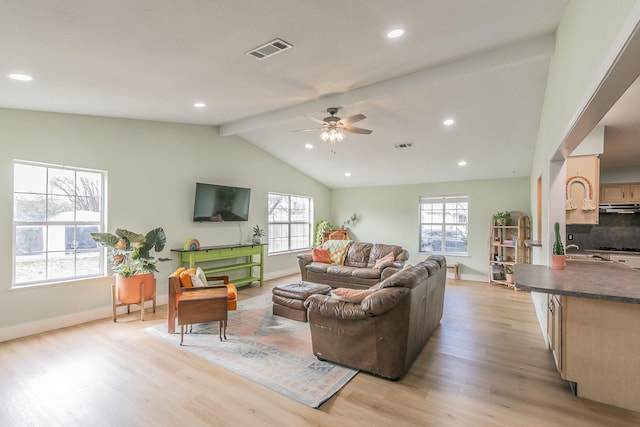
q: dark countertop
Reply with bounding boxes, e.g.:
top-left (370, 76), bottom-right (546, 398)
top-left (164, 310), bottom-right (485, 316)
top-left (514, 262), bottom-right (640, 304)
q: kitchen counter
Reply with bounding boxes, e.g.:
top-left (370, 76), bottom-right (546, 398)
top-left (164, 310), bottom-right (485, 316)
top-left (513, 261), bottom-right (640, 412)
top-left (514, 261), bottom-right (640, 303)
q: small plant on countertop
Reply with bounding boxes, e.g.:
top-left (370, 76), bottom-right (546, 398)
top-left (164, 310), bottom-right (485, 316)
top-left (553, 222), bottom-right (564, 255)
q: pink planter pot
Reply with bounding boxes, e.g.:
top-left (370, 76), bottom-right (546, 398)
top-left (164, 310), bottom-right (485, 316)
top-left (551, 255), bottom-right (566, 270)
top-left (115, 273), bottom-right (155, 304)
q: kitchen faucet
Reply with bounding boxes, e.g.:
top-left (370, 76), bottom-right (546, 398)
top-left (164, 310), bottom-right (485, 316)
top-left (566, 244), bottom-right (579, 253)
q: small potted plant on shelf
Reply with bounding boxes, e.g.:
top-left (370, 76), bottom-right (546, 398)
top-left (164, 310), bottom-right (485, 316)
top-left (493, 211), bottom-right (511, 226)
top-left (91, 227), bottom-right (170, 304)
top-left (551, 221), bottom-right (566, 270)
top-left (252, 225), bottom-right (265, 244)
top-left (505, 265), bottom-right (515, 285)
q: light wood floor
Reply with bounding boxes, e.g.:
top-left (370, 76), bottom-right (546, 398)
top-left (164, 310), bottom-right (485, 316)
top-left (2, 275), bottom-right (640, 427)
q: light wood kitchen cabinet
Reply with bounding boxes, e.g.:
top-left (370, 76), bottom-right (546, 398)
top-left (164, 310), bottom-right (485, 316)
top-left (600, 182), bottom-right (640, 204)
top-left (546, 294), bottom-right (564, 376)
top-left (566, 155), bottom-right (600, 224)
top-left (545, 292), bottom-right (640, 409)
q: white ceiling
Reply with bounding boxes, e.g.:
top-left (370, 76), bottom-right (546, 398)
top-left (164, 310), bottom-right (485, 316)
top-left (1, 1), bottom-right (576, 188)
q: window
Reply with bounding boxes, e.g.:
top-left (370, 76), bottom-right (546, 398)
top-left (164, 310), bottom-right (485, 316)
top-left (267, 193), bottom-right (313, 254)
top-left (13, 161), bottom-right (105, 286)
top-left (420, 195), bottom-right (468, 255)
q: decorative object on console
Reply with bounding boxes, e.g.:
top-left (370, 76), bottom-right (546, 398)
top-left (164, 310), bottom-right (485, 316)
top-left (252, 224), bottom-right (265, 244)
top-left (91, 227), bottom-right (170, 322)
top-left (183, 238), bottom-right (201, 251)
top-left (551, 221), bottom-right (566, 270)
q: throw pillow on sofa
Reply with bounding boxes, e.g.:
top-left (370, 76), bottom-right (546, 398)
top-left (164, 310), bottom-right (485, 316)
top-left (330, 287), bottom-right (376, 303)
top-left (312, 247), bottom-right (331, 263)
top-left (373, 251), bottom-right (395, 269)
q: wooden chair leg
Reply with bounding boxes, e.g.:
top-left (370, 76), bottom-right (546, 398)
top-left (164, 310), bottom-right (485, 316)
top-left (140, 281), bottom-right (145, 321)
top-left (111, 283), bottom-right (117, 322)
top-left (180, 325), bottom-right (185, 346)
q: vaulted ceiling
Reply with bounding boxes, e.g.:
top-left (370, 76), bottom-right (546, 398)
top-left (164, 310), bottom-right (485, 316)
top-left (2, 1), bottom-right (574, 188)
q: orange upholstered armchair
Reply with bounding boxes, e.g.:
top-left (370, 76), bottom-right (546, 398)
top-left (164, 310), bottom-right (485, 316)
top-left (167, 267), bottom-right (238, 334)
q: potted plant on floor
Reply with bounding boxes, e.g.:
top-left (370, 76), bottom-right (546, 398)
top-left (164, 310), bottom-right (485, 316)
top-left (91, 227), bottom-right (170, 304)
top-left (252, 224), bottom-right (265, 244)
top-left (551, 222), bottom-right (566, 270)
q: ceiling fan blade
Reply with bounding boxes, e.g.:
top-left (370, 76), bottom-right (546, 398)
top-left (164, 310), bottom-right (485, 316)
top-left (304, 115), bottom-right (328, 125)
top-left (342, 126), bottom-right (372, 134)
top-left (292, 127), bottom-right (324, 132)
top-left (338, 113), bottom-right (366, 126)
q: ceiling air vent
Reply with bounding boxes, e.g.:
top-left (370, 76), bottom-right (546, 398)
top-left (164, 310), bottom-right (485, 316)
top-left (393, 143), bottom-right (414, 149)
top-left (246, 38), bottom-right (293, 60)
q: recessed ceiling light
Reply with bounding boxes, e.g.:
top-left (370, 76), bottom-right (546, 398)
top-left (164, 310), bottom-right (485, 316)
top-left (194, 102), bottom-right (206, 108)
top-left (458, 161), bottom-right (467, 166)
top-left (387, 28), bottom-right (405, 39)
top-left (344, 172), bottom-right (352, 177)
top-left (305, 143), bottom-right (313, 149)
top-left (443, 118), bottom-right (455, 126)
top-left (8, 73), bottom-right (33, 81)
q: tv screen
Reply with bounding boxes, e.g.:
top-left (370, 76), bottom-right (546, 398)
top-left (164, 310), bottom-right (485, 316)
top-left (193, 182), bottom-right (251, 222)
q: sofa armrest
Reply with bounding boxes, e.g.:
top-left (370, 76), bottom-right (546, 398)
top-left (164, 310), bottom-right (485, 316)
top-left (304, 294), bottom-right (370, 320)
top-left (297, 253), bottom-right (313, 264)
top-left (361, 287), bottom-right (410, 315)
top-left (297, 253), bottom-right (313, 281)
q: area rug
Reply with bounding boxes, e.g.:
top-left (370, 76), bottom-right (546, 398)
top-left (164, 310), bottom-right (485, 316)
top-left (145, 293), bottom-right (358, 408)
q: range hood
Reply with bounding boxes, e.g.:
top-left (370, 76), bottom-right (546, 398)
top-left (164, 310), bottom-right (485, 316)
top-left (599, 203), bottom-right (640, 213)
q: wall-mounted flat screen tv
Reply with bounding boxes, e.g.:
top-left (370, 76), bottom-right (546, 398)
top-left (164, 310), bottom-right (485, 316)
top-left (193, 182), bottom-right (251, 222)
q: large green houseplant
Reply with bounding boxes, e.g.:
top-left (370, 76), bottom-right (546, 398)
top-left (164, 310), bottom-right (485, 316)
top-left (91, 227), bottom-right (170, 304)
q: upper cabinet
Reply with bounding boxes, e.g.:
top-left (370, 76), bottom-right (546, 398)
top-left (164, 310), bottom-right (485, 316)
top-left (600, 183), bottom-right (640, 204)
top-left (566, 155), bottom-right (600, 224)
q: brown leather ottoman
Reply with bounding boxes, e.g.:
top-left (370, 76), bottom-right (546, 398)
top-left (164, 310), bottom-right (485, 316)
top-left (272, 281), bottom-right (332, 322)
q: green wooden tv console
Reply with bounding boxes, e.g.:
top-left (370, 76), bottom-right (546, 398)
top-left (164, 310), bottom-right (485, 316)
top-left (171, 243), bottom-right (265, 287)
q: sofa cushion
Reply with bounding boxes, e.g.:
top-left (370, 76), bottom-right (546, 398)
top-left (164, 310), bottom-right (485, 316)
top-left (344, 242), bottom-right (372, 268)
top-left (312, 247), bottom-right (331, 263)
top-left (378, 265), bottom-right (427, 289)
top-left (367, 244), bottom-right (403, 268)
top-left (306, 262), bottom-right (331, 273)
top-left (179, 268), bottom-right (197, 287)
top-left (351, 267), bottom-right (383, 279)
top-left (330, 287), bottom-right (376, 303)
top-left (326, 265), bottom-right (359, 276)
top-left (322, 240), bottom-right (352, 265)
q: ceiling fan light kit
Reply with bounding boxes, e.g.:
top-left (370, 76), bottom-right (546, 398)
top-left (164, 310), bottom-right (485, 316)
top-left (320, 128), bottom-right (345, 143)
top-left (298, 107), bottom-right (372, 147)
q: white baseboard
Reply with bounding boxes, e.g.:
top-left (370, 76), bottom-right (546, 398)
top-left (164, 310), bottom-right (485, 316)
top-left (0, 269), bottom-right (302, 343)
top-left (0, 295), bottom-right (168, 343)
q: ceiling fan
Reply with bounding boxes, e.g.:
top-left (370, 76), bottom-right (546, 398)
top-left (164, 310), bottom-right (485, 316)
top-left (296, 107), bottom-right (373, 143)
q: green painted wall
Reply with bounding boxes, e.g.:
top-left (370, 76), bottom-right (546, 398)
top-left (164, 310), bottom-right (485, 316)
top-left (330, 177), bottom-right (530, 279)
top-left (0, 108), bottom-right (330, 332)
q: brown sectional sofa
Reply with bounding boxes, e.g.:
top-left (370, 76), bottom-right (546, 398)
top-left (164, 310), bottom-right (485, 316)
top-left (297, 241), bottom-right (409, 289)
top-left (303, 255), bottom-right (447, 379)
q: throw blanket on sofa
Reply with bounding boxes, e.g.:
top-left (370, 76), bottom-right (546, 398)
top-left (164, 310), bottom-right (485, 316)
top-left (321, 240), bottom-right (353, 265)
